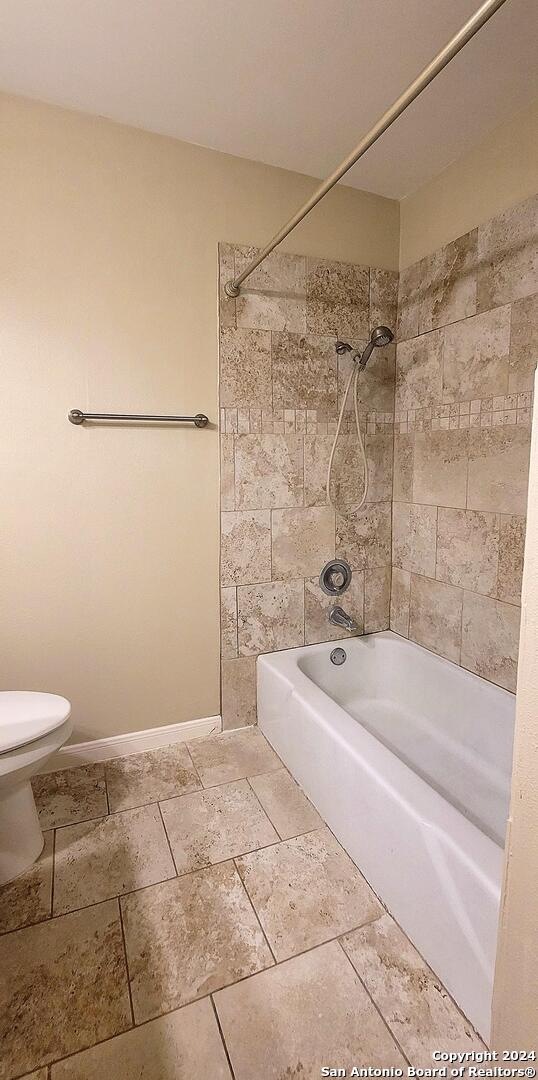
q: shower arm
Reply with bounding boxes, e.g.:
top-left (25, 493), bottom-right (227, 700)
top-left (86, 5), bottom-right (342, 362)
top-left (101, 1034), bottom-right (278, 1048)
top-left (224, 0), bottom-right (508, 298)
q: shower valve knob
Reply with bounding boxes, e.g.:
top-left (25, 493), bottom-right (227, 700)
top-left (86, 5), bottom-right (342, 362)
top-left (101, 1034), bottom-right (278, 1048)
top-left (319, 559), bottom-right (352, 596)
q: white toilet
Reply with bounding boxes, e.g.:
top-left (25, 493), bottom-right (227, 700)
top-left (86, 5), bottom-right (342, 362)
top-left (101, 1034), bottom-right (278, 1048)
top-left (0, 692), bottom-right (72, 885)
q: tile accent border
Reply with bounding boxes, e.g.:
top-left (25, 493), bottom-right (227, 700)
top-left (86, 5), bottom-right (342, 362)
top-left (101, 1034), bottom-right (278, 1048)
top-left (394, 391), bottom-right (533, 433)
top-left (220, 406), bottom-right (395, 435)
top-left (39, 715), bottom-right (222, 772)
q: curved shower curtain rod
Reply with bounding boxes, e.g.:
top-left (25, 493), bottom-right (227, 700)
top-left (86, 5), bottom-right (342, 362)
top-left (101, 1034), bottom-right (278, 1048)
top-left (225, 0), bottom-right (508, 298)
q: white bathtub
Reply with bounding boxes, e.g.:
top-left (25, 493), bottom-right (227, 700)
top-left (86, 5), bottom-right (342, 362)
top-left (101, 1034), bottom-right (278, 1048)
top-left (257, 630), bottom-right (515, 1042)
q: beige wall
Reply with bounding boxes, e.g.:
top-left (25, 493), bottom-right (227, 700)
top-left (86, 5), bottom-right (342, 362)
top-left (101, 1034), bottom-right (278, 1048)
top-left (492, 370), bottom-right (538, 1046)
top-left (400, 99), bottom-right (538, 269)
top-left (0, 93), bottom-right (399, 742)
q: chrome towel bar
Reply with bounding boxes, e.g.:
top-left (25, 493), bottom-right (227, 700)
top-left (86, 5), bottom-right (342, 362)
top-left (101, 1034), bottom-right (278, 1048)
top-left (68, 409), bottom-right (208, 427)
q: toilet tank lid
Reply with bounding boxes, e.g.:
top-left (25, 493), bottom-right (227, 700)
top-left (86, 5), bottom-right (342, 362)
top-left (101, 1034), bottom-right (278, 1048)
top-left (0, 692), bottom-right (71, 754)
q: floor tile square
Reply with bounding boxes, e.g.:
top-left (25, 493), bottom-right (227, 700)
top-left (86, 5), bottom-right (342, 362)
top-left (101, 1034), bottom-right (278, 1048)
top-left (187, 728), bottom-right (281, 787)
top-left (120, 861), bottom-right (273, 1022)
top-left (105, 743), bottom-right (201, 812)
top-left (236, 826), bottom-right (382, 960)
top-left (214, 940), bottom-right (405, 1077)
top-left (32, 764), bottom-right (108, 829)
top-left (0, 899), bottom-right (132, 1077)
top-left (0, 832), bottom-right (53, 934)
top-left (50, 998), bottom-right (231, 1079)
top-left (53, 803), bottom-right (176, 914)
top-left (160, 779), bottom-right (278, 874)
top-left (248, 768), bottom-right (323, 839)
top-left (341, 914), bottom-right (485, 1064)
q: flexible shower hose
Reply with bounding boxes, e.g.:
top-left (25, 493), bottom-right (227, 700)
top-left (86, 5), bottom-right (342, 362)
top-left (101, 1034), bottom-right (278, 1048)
top-left (326, 358), bottom-right (368, 515)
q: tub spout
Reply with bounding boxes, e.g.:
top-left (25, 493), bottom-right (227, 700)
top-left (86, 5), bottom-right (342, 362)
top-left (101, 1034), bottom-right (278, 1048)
top-left (328, 606), bottom-right (358, 632)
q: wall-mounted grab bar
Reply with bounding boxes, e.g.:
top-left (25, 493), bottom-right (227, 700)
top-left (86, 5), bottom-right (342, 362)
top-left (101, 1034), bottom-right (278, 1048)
top-left (68, 409), bottom-right (209, 427)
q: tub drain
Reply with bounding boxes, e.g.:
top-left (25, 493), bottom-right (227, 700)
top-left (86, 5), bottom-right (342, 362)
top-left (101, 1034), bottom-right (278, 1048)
top-left (330, 647), bottom-right (347, 666)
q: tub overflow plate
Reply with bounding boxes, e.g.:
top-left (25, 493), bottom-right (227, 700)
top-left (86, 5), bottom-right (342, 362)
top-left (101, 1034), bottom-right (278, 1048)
top-left (330, 648), bottom-right (347, 666)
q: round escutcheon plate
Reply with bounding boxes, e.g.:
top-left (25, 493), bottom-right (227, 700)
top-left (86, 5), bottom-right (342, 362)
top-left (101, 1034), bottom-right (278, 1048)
top-left (319, 559), bottom-right (352, 596)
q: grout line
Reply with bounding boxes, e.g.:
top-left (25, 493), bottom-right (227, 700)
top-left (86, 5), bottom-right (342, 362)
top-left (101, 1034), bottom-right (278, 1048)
top-left (104, 765), bottom-right (111, 816)
top-left (19, 1020), bottom-right (133, 1077)
top-left (210, 995), bottom-right (237, 1079)
top-left (52, 781), bottom-right (201, 825)
top-left (340, 895), bottom-right (485, 1044)
top-left (393, 497), bottom-right (526, 523)
top-left (400, 282), bottom-right (537, 347)
top-left (233, 584), bottom-right (238, 657)
top-left (433, 504), bottom-right (439, 581)
top-left (493, 513), bottom-right (502, 603)
top-left (50, 827), bottom-right (57, 920)
top-left (401, 568), bottom-right (522, 610)
top-left (230, 910), bottom-right (387, 977)
top-left (336, 937), bottom-right (412, 1065)
top-left (222, 496), bottom-right (392, 517)
top-left (460, 579), bottom-right (466, 667)
top-left (183, 740), bottom-right (204, 788)
top-left (440, 324), bottom-right (446, 407)
top-left (232, 430), bottom-right (236, 511)
top-left (270, 329), bottom-right (274, 412)
top-left (193, 761), bottom-right (282, 791)
top-left (117, 896), bottom-right (136, 1029)
top-left (464, 432), bottom-right (471, 511)
top-left (269, 509), bottom-right (273, 582)
top-left (301, 426), bottom-right (305, 509)
top-left (232, 857), bottom-right (277, 966)
top-left (157, 800), bottom-right (180, 877)
top-left (45, 807), bottom-right (108, 830)
top-left (244, 774), bottom-right (284, 842)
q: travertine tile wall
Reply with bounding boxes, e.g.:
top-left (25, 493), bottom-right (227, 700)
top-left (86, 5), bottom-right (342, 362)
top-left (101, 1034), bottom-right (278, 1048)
top-left (391, 193), bottom-right (537, 692)
top-left (218, 245), bottom-right (398, 727)
top-left (219, 193), bottom-right (537, 725)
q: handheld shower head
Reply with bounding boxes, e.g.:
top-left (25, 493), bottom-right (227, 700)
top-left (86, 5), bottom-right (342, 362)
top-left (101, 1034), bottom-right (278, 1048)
top-left (371, 325), bottom-right (394, 347)
top-left (328, 324), bottom-right (394, 517)
top-left (358, 325), bottom-right (394, 369)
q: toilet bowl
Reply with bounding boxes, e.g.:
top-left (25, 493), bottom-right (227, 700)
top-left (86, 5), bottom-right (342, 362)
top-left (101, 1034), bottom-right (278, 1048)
top-left (0, 692), bottom-right (72, 885)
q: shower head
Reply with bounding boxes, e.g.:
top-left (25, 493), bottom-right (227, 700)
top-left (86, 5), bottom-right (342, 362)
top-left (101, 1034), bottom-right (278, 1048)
top-left (371, 325), bottom-right (394, 347)
top-left (358, 325), bottom-right (394, 369)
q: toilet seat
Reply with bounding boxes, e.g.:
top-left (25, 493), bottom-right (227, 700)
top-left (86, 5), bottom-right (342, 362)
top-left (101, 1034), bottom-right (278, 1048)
top-left (0, 692), bottom-right (72, 755)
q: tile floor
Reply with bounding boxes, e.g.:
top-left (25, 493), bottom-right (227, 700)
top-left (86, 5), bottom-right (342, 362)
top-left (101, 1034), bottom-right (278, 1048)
top-left (1, 727), bottom-right (485, 1079)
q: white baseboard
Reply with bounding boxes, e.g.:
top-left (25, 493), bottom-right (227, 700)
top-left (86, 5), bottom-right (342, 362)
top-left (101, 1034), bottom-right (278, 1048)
top-left (39, 714), bottom-right (222, 773)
